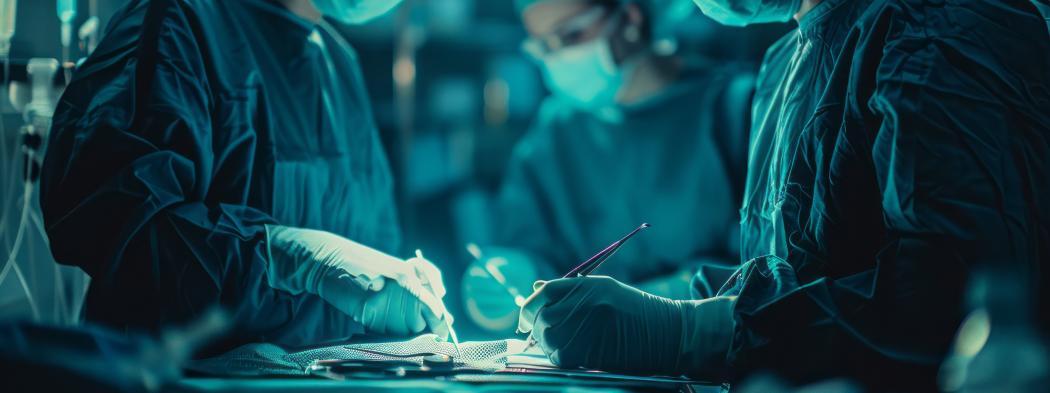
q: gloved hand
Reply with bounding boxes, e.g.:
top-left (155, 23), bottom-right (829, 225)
top-left (518, 276), bottom-right (736, 379)
top-left (636, 268), bottom-right (698, 299)
top-left (266, 225), bottom-right (450, 338)
top-left (461, 247), bottom-right (542, 332)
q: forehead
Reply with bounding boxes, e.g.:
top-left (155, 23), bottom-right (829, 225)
top-left (522, 0), bottom-right (596, 36)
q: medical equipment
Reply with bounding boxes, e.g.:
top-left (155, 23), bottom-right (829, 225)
top-left (25, 58), bottom-right (57, 121)
top-left (78, 16), bottom-right (98, 56)
top-left (0, 58), bottom-right (59, 322)
top-left (293, 334), bottom-right (526, 372)
top-left (0, 0), bottom-right (15, 77)
top-left (520, 223), bottom-right (651, 351)
top-left (57, 0), bottom-right (76, 81)
top-left (84, 0), bottom-right (100, 54)
top-left (0, 0), bottom-right (15, 233)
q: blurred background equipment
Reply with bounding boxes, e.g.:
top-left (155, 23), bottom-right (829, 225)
top-left (939, 267), bottom-right (1050, 393)
top-left (1, 0), bottom-right (118, 326)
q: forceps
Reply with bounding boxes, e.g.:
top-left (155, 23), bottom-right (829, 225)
top-left (520, 222), bottom-right (651, 352)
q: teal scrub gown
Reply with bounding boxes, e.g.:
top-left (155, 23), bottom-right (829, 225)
top-left (40, 0), bottom-right (400, 350)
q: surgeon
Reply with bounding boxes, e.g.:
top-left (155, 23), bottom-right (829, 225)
top-left (519, 0), bottom-right (1050, 390)
top-left (40, 0), bottom-right (451, 351)
top-left (464, 0), bottom-right (753, 330)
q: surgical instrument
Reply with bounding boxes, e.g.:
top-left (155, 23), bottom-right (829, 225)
top-left (520, 223), bottom-right (651, 352)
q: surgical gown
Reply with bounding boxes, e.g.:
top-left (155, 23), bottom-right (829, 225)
top-left (495, 63), bottom-right (754, 290)
top-left (40, 0), bottom-right (400, 350)
top-left (700, 0), bottom-right (1050, 388)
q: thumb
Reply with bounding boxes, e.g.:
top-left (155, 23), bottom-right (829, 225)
top-left (397, 275), bottom-right (451, 337)
top-left (407, 257), bottom-right (446, 298)
top-left (422, 304), bottom-right (450, 340)
top-left (517, 280), bottom-right (550, 334)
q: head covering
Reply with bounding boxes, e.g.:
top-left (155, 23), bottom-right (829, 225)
top-left (512, 0), bottom-right (543, 13)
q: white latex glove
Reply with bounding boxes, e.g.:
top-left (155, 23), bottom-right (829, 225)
top-left (461, 247), bottom-right (540, 332)
top-left (265, 225), bottom-right (449, 339)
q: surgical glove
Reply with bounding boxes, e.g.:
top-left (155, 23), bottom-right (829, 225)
top-left (518, 276), bottom-right (736, 379)
top-left (636, 269), bottom-right (698, 299)
top-left (461, 247), bottom-right (542, 332)
top-left (266, 225), bottom-right (449, 339)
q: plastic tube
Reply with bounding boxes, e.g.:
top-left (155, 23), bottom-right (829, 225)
top-left (0, 0), bottom-right (16, 57)
top-left (0, 0), bottom-right (15, 230)
top-left (0, 170), bottom-right (41, 321)
top-left (0, 57), bottom-right (59, 322)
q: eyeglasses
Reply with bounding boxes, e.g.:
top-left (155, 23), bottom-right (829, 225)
top-left (520, 5), bottom-right (618, 59)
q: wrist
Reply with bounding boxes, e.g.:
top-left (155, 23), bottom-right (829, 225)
top-left (675, 296), bottom-right (737, 380)
top-left (634, 292), bottom-right (693, 374)
top-left (265, 224), bottom-right (312, 294)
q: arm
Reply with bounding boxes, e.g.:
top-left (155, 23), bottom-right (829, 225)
top-left (723, 29), bottom-right (1044, 385)
top-left (40, 1), bottom-right (356, 348)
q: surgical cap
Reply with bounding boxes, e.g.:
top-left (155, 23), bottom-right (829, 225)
top-left (513, 0), bottom-right (702, 54)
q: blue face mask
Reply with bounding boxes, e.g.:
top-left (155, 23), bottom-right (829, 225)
top-left (691, 0), bottom-right (802, 26)
top-left (313, 0), bottom-right (405, 24)
top-left (535, 9), bottom-right (641, 113)
top-left (539, 37), bottom-right (635, 112)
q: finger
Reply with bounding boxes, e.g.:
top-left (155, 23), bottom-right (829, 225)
top-left (361, 286), bottom-right (389, 334)
top-left (535, 296), bottom-right (593, 349)
top-left (534, 277), bottom-right (593, 305)
top-left (405, 288), bottom-right (428, 334)
top-left (545, 347), bottom-right (565, 368)
top-left (517, 281), bottom-right (550, 333)
top-left (407, 257), bottom-right (446, 298)
top-left (518, 277), bottom-right (595, 334)
top-left (397, 273), bottom-right (448, 319)
top-left (420, 299), bottom-right (450, 340)
top-left (405, 283), bottom-right (453, 340)
top-left (533, 280), bottom-right (547, 291)
top-left (520, 280), bottom-right (549, 310)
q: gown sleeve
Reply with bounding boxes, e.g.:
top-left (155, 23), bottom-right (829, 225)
top-left (40, 0), bottom-right (361, 350)
top-left (720, 7), bottom-right (1050, 388)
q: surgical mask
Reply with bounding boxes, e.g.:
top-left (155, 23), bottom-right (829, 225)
top-left (313, 0), bottom-right (404, 24)
top-left (540, 38), bottom-right (634, 112)
top-left (691, 0), bottom-right (802, 26)
top-left (535, 9), bottom-right (640, 112)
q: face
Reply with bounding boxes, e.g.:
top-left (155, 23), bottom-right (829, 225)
top-left (523, 0), bottom-right (653, 62)
top-left (519, 1), bottom-right (649, 111)
top-left (522, 1), bottom-right (609, 52)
